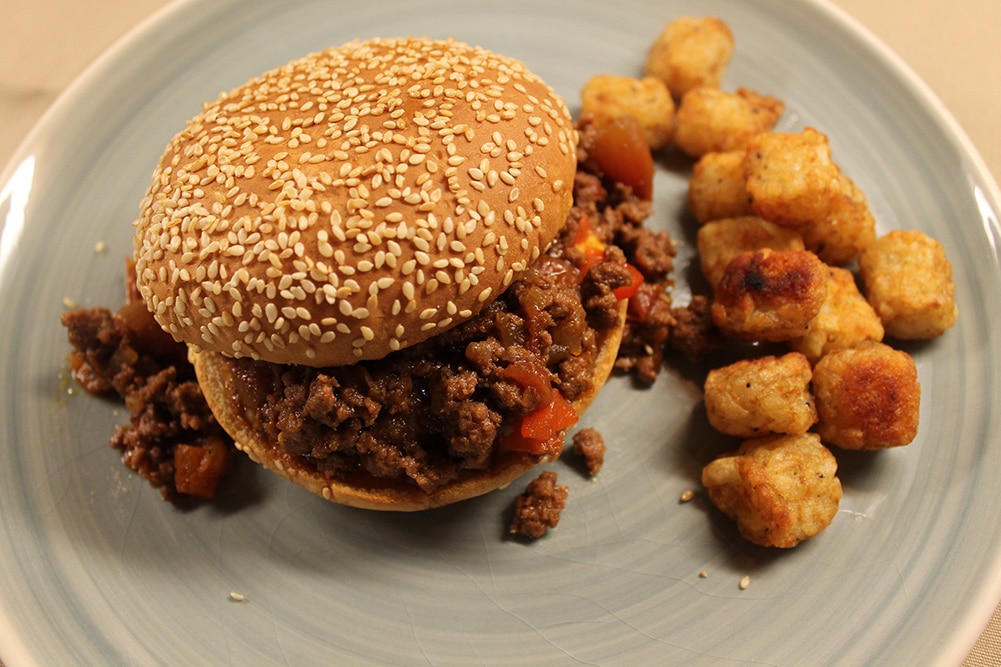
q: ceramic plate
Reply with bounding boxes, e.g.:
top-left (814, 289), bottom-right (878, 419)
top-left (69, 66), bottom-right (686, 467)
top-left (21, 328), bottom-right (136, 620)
top-left (2, 0), bottom-right (1000, 664)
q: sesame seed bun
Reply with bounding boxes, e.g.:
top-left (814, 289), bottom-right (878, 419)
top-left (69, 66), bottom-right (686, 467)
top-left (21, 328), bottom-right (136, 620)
top-left (134, 36), bottom-right (577, 367)
top-left (189, 301), bottom-right (625, 511)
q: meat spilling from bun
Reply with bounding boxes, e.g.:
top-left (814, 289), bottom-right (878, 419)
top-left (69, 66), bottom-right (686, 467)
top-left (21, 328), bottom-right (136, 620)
top-left (190, 223), bottom-right (629, 510)
top-left (132, 37), bottom-right (642, 509)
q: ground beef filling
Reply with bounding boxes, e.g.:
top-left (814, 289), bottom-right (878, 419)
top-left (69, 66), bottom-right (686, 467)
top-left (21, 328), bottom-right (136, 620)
top-left (226, 226), bottom-right (630, 493)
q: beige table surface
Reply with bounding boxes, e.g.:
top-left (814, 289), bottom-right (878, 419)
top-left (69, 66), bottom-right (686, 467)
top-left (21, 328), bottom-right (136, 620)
top-left (1, 0), bottom-right (998, 664)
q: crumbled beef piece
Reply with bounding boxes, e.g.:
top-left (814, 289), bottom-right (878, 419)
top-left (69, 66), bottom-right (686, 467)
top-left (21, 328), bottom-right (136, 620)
top-left (572, 427), bottom-right (606, 477)
top-left (603, 186), bottom-right (654, 228)
top-left (573, 171), bottom-right (607, 210)
top-left (582, 255), bottom-right (634, 330)
top-left (558, 355), bottom-right (596, 401)
top-left (668, 295), bottom-right (722, 362)
top-left (508, 471), bottom-right (569, 538)
top-left (62, 307), bottom-right (124, 395)
top-left (614, 282), bottom-right (678, 385)
top-left (616, 225), bottom-right (675, 282)
top-left (61, 284), bottom-right (236, 503)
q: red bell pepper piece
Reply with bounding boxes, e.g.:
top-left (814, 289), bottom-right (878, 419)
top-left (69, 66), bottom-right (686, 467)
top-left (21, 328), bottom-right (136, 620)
top-left (505, 390), bottom-right (578, 457)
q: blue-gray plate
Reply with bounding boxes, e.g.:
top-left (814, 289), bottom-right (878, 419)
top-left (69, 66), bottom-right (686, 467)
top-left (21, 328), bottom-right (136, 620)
top-left (2, 1), bottom-right (999, 664)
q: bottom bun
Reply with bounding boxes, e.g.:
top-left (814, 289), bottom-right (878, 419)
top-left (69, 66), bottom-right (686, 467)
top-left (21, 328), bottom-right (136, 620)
top-left (191, 301), bottom-right (626, 511)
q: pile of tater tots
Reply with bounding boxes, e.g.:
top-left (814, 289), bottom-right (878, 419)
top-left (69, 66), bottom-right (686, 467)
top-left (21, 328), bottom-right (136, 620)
top-left (579, 17), bottom-right (958, 548)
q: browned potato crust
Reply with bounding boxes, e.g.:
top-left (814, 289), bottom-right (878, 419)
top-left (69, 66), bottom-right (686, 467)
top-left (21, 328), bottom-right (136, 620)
top-left (674, 86), bottom-right (785, 158)
top-left (812, 342), bottom-right (920, 450)
top-left (687, 150), bottom-right (753, 224)
top-left (701, 433), bottom-right (842, 548)
top-left (710, 249), bottom-right (828, 341)
top-left (789, 266), bottom-right (884, 363)
top-left (697, 216), bottom-right (805, 290)
top-left (580, 74), bottom-right (676, 150)
top-left (644, 17), bottom-right (735, 98)
top-left (703, 352), bottom-right (817, 437)
top-left (858, 229), bottom-right (958, 339)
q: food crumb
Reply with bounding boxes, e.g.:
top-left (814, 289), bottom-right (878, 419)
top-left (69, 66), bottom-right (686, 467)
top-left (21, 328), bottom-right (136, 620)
top-left (94, 240), bottom-right (107, 254)
top-left (698, 569), bottom-right (709, 578)
top-left (62, 297), bottom-right (77, 309)
top-left (572, 427), bottom-right (606, 477)
top-left (679, 489), bottom-right (695, 503)
top-left (739, 575), bottom-right (751, 590)
top-left (508, 471), bottom-right (569, 539)
top-left (229, 592), bottom-right (245, 602)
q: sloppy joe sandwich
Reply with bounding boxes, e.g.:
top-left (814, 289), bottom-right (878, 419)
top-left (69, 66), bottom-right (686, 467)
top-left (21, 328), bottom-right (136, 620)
top-left (133, 37), bottom-right (635, 510)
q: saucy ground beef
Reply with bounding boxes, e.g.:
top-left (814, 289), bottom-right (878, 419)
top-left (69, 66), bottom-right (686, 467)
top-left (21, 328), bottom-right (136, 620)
top-left (574, 119), bottom-right (679, 385)
top-left (668, 294), bottom-right (722, 362)
top-left (228, 220), bottom-right (630, 492)
top-left (61, 264), bottom-right (235, 503)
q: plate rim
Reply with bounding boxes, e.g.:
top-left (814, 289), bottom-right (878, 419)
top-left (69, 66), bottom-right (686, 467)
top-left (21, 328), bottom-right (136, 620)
top-left (2, 0), bottom-right (1001, 664)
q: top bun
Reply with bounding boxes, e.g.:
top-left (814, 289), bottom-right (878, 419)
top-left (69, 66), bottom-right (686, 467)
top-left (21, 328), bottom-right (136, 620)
top-left (134, 37), bottom-right (577, 367)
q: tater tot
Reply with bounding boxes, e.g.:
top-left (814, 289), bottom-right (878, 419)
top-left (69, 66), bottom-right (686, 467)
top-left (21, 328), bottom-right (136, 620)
top-left (710, 249), bottom-right (828, 342)
top-left (789, 266), bottom-right (884, 363)
top-left (745, 128), bottom-right (847, 228)
top-left (674, 87), bottom-right (785, 158)
top-left (744, 128), bottom-right (876, 263)
top-left (701, 433), bottom-right (842, 548)
top-left (697, 216), bottom-right (805, 290)
top-left (644, 17), bottom-right (735, 98)
top-left (858, 229), bottom-right (958, 339)
top-left (799, 176), bottom-right (877, 265)
top-left (687, 150), bottom-right (753, 223)
top-left (580, 75), bottom-right (676, 150)
top-left (703, 352), bottom-right (817, 438)
top-left (812, 341), bottom-right (920, 450)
